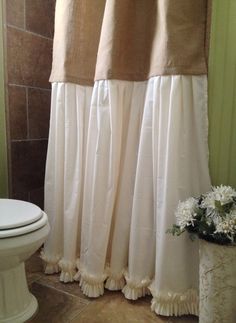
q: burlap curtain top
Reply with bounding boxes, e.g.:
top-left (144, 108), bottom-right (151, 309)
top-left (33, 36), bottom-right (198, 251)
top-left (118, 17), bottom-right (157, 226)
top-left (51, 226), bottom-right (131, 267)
top-left (50, 0), bottom-right (211, 85)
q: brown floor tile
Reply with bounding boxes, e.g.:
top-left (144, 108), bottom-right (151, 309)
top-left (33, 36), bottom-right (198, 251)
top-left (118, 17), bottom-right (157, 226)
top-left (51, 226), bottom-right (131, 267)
top-left (71, 291), bottom-right (198, 323)
top-left (26, 251), bottom-right (43, 274)
top-left (7, 27), bottom-right (52, 89)
top-left (6, 0), bottom-right (25, 28)
top-left (25, 271), bottom-right (198, 323)
top-left (28, 88), bottom-right (51, 139)
top-left (27, 273), bottom-right (42, 286)
top-left (36, 273), bottom-right (90, 303)
top-left (71, 291), bottom-right (160, 323)
top-left (25, 0), bottom-right (55, 38)
top-left (156, 315), bottom-right (198, 323)
top-left (28, 282), bottom-right (88, 323)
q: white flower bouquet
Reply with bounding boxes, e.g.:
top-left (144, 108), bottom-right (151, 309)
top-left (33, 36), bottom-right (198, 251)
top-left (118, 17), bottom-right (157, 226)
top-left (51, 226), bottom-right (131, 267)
top-left (168, 185), bottom-right (236, 245)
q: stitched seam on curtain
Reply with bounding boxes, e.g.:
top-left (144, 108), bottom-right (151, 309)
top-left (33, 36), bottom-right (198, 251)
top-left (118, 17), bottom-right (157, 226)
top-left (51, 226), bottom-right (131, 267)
top-left (50, 70), bottom-right (208, 86)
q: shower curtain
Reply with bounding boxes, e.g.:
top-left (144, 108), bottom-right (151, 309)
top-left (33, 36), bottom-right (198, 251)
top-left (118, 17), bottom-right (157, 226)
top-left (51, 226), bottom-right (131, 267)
top-left (42, 0), bottom-right (212, 316)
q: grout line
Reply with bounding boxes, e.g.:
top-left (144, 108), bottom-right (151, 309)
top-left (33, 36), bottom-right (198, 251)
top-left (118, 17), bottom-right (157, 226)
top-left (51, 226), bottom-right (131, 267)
top-left (70, 305), bottom-right (92, 322)
top-left (71, 301), bottom-right (97, 320)
top-left (7, 24), bottom-right (53, 41)
top-left (34, 280), bottom-right (90, 304)
top-left (8, 83), bottom-right (51, 92)
top-left (11, 138), bottom-right (48, 142)
top-left (27, 274), bottom-right (42, 285)
top-left (26, 87), bottom-right (29, 139)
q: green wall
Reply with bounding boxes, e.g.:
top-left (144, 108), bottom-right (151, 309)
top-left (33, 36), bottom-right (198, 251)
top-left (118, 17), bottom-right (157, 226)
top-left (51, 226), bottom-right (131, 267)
top-left (208, 0), bottom-right (236, 187)
top-left (0, 0), bottom-right (8, 197)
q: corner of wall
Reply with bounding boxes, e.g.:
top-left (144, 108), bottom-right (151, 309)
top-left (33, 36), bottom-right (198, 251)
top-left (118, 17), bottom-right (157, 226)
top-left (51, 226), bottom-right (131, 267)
top-left (0, 0), bottom-right (9, 197)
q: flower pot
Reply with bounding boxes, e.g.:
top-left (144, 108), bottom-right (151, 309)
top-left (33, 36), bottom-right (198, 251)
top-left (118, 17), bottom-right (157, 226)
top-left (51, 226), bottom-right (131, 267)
top-left (199, 239), bottom-right (236, 323)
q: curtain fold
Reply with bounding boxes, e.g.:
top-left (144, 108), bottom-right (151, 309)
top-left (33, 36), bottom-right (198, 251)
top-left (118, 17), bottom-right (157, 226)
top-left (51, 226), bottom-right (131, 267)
top-left (43, 83), bottom-right (93, 276)
top-left (43, 0), bottom-right (212, 317)
top-left (50, 0), bottom-right (210, 84)
top-left (43, 76), bottom-right (210, 316)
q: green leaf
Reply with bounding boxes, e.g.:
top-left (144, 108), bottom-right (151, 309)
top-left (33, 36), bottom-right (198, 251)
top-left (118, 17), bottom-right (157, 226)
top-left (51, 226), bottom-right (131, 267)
top-left (166, 225), bottom-right (185, 236)
top-left (215, 200), bottom-right (221, 209)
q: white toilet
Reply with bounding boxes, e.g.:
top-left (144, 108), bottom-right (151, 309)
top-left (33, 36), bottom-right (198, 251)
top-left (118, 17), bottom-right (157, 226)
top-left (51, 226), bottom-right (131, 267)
top-left (0, 199), bottom-right (50, 323)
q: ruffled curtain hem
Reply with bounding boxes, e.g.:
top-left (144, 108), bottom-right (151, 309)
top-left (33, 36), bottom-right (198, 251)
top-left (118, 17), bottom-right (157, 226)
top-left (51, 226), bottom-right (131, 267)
top-left (105, 268), bottom-right (126, 291)
top-left (40, 251), bottom-right (61, 274)
top-left (149, 286), bottom-right (199, 316)
top-left (58, 259), bottom-right (77, 283)
top-left (122, 272), bottom-right (152, 300)
top-left (41, 252), bottom-right (198, 316)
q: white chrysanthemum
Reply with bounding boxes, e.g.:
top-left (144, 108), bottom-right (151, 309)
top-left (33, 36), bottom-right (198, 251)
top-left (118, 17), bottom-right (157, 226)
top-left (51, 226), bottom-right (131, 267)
top-left (201, 192), bottom-right (216, 209)
top-left (213, 185), bottom-right (236, 204)
top-left (202, 185), bottom-right (236, 210)
top-left (215, 210), bottom-right (236, 236)
top-left (175, 197), bottom-right (198, 230)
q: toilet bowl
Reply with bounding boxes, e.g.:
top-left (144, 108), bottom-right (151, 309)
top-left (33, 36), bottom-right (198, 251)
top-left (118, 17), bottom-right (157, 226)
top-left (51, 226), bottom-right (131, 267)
top-left (0, 199), bottom-right (50, 323)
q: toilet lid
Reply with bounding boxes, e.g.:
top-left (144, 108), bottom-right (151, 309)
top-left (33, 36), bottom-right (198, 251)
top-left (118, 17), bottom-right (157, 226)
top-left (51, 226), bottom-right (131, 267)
top-left (0, 199), bottom-right (43, 230)
top-left (0, 211), bottom-right (48, 238)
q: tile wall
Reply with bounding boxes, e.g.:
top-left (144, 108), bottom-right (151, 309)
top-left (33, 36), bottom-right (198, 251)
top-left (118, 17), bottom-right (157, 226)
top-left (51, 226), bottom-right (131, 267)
top-left (5, 0), bottom-right (55, 209)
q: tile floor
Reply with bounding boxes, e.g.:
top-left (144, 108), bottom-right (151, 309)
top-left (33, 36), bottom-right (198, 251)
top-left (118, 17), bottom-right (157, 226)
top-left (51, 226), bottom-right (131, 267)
top-left (26, 254), bottom-right (199, 323)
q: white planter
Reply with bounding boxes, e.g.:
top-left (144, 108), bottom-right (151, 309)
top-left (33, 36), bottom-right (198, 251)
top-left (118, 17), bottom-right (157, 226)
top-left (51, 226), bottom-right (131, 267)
top-left (199, 239), bottom-right (236, 323)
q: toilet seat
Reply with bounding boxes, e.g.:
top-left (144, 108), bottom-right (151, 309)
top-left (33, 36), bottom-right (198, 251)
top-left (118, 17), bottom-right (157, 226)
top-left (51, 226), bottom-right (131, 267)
top-left (0, 199), bottom-right (48, 238)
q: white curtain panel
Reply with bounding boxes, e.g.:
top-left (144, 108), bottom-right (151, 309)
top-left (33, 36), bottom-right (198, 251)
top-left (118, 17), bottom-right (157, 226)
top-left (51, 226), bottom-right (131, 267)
top-left (42, 75), bottom-right (211, 316)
